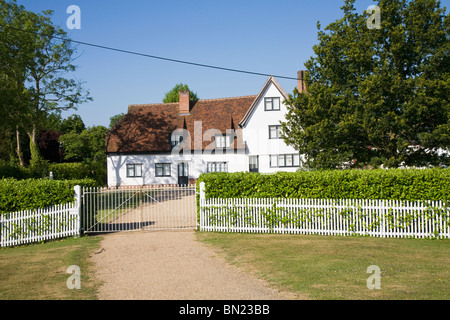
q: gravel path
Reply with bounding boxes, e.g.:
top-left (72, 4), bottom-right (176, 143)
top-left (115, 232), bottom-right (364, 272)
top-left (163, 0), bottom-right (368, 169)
top-left (90, 229), bottom-right (292, 300)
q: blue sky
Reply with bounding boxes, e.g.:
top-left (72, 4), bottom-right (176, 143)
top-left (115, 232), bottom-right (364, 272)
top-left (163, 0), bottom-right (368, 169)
top-left (17, 0), bottom-right (449, 128)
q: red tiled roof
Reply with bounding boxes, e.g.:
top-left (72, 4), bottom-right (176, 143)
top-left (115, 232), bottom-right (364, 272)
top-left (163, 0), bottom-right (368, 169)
top-left (106, 95), bottom-right (257, 154)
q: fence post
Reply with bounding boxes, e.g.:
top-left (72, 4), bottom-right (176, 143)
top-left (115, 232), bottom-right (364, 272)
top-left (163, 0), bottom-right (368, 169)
top-left (199, 182), bottom-right (205, 230)
top-left (73, 185), bottom-right (82, 236)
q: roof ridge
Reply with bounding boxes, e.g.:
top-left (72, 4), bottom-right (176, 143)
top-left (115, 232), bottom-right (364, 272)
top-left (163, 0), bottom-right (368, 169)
top-left (197, 95), bottom-right (257, 102)
top-left (128, 95), bottom-right (257, 108)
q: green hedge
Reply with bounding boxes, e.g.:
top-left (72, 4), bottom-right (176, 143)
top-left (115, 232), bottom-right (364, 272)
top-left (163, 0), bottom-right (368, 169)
top-left (0, 162), bottom-right (103, 184)
top-left (48, 163), bottom-right (91, 180)
top-left (0, 178), bottom-right (98, 214)
top-left (197, 168), bottom-right (450, 201)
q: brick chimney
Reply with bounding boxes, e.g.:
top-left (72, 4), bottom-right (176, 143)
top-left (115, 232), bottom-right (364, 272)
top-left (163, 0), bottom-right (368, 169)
top-left (179, 90), bottom-right (190, 115)
top-left (297, 70), bottom-right (307, 93)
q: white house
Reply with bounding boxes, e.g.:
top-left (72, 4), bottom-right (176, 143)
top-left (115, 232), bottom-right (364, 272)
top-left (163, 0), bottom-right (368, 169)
top-left (106, 73), bottom-right (305, 187)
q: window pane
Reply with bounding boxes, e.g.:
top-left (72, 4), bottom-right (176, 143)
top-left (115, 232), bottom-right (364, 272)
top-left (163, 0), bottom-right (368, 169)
top-left (265, 98), bottom-right (273, 110)
top-left (179, 163), bottom-right (188, 176)
top-left (135, 164), bottom-right (142, 176)
top-left (155, 164), bottom-right (162, 176)
top-left (269, 126), bottom-right (277, 139)
top-left (216, 136), bottom-right (223, 148)
top-left (278, 155), bottom-right (285, 167)
top-left (286, 154), bottom-right (293, 167)
top-left (270, 155), bottom-right (278, 167)
top-left (273, 97), bottom-right (280, 110)
top-left (127, 165), bottom-right (134, 177)
top-left (225, 136), bottom-right (230, 148)
top-left (293, 154), bottom-right (300, 166)
top-left (163, 164), bottom-right (170, 176)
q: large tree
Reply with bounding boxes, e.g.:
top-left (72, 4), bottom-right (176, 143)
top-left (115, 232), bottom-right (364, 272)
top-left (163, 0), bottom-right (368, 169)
top-left (281, 0), bottom-right (449, 169)
top-left (0, 0), bottom-right (92, 167)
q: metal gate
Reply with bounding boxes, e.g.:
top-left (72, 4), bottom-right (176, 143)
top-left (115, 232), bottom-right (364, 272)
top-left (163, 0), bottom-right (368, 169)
top-left (80, 184), bottom-right (197, 233)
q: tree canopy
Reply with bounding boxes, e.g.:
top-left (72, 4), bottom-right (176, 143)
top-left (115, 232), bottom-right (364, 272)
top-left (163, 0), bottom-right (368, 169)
top-left (0, 0), bottom-right (91, 167)
top-left (281, 0), bottom-right (449, 169)
top-left (162, 83), bottom-right (199, 103)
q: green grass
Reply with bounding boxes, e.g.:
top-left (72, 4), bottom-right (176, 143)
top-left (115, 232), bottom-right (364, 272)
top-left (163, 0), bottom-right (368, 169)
top-left (196, 232), bottom-right (450, 300)
top-left (0, 235), bottom-right (103, 300)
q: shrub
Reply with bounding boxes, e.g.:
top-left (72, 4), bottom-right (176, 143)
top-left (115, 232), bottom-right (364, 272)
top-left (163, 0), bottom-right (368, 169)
top-left (48, 162), bottom-right (91, 180)
top-left (0, 165), bottom-right (30, 180)
top-left (197, 168), bottom-right (450, 201)
top-left (0, 178), bottom-right (98, 214)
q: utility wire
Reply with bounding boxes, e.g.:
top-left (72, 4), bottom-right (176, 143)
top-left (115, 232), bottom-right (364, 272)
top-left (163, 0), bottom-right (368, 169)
top-left (2, 25), bottom-right (298, 81)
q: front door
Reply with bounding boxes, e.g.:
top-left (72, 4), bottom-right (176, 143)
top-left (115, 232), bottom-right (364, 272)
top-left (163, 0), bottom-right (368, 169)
top-left (178, 162), bottom-right (189, 186)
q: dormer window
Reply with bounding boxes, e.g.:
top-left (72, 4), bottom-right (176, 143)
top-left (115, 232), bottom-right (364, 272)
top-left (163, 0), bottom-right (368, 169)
top-left (170, 132), bottom-right (184, 147)
top-left (264, 97), bottom-right (280, 111)
top-left (215, 135), bottom-right (231, 148)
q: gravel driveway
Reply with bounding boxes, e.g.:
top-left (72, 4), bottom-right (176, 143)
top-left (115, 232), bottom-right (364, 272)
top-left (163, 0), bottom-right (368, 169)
top-left (90, 229), bottom-right (292, 300)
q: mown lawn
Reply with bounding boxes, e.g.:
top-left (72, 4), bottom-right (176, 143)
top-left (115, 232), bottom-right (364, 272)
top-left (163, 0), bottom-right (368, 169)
top-left (196, 232), bottom-right (450, 300)
top-left (0, 235), bottom-right (103, 300)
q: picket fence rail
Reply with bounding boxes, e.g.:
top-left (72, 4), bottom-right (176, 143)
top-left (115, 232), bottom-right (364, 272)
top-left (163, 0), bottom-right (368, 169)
top-left (0, 186), bottom-right (81, 247)
top-left (198, 184), bottom-right (450, 239)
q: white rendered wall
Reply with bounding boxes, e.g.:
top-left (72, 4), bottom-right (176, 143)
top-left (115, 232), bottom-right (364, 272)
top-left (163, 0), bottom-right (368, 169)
top-left (242, 82), bottom-right (299, 173)
top-left (107, 152), bottom-right (248, 187)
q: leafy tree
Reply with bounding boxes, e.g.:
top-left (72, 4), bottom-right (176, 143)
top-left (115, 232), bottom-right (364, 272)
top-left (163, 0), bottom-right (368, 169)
top-left (281, 0), bottom-right (449, 169)
top-left (162, 83), bottom-right (199, 103)
top-left (0, 0), bottom-right (36, 166)
top-left (0, 1), bottom-right (92, 167)
top-left (59, 125), bottom-right (108, 184)
top-left (59, 126), bottom-right (107, 163)
top-left (61, 114), bottom-right (86, 134)
top-left (109, 113), bottom-right (125, 129)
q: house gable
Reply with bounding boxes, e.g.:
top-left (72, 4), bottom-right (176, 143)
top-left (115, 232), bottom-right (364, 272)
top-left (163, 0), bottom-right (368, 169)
top-left (238, 76), bottom-right (289, 128)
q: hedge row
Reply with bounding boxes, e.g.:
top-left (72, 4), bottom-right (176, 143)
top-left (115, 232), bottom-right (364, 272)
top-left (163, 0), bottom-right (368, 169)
top-left (0, 178), bottom-right (98, 214)
top-left (0, 162), bottom-right (102, 183)
top-left (197, 168), bottom-right (450, 201)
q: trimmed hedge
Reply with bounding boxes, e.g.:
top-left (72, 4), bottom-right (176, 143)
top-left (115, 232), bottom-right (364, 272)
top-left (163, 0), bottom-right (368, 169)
top-left (197, 168), bottom-right (450, 201)
top-left (0, 178), bottom-right (98, 214)
top-left (48, 163), bottom-right (91, 180)
top-left (0, 162), bottom-right (101, 183)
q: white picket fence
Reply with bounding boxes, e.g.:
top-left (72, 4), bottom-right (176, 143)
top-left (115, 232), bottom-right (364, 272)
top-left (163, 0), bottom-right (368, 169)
top-left (198, 184), bottom-right (450, 239)
top-left (0, 186), bottom-right (81, 247)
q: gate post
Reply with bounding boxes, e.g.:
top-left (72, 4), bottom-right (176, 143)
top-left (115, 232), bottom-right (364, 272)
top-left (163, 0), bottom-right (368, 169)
top-left (199, 182), bottom-right (205, 230)
top-left (73, 185), bottom-right (82, 236)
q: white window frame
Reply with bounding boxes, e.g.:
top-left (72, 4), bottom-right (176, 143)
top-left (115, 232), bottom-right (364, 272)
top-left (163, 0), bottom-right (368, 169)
top-left (215, 135), bottom-right (231, 149)
top-left (207, 162), bottom-right (228, 173)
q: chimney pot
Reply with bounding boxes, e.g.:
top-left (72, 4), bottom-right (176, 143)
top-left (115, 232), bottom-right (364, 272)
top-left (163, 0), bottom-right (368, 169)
top-left (179, 90), bottom-right (190, 115)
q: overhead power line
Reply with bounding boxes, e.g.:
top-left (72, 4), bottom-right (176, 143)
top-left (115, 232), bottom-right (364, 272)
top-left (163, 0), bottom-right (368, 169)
top-left (3, 25), bottom-right (298, 81)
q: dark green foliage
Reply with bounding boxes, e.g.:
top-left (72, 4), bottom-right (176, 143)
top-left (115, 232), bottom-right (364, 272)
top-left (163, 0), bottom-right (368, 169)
top-left (281, 0), bottom-right (449, 169)
top-left (48, 163), bottom-right (91, 180)
top-left (0, 178), bottom-right (98, 214)
top-left (197, 169), bottom-right (450, 201)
